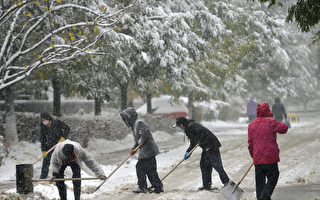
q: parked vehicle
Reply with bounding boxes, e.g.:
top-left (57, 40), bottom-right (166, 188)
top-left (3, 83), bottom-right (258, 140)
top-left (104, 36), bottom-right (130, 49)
top-left (136, 95), bottom-right (188, 119)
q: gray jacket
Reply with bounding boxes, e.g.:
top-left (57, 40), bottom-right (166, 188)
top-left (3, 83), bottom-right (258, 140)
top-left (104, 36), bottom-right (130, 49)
top-left (120, 108), bottom-right (160, 159)
top-left (50, 140), bottom-right (105, 177)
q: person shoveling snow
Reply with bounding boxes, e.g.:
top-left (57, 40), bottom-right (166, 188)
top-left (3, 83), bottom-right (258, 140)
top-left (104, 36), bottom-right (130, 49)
top-left (49, 140), bottom-right (107, 200)
top-left (173, 117), bottom-right (242, 199)
top-left (248, 102), bottom-right (288, 200)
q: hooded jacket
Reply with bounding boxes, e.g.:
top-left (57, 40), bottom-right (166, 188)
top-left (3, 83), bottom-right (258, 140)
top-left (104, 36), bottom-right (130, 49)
top-left (40, 113), bottom-right (70, 151)
top-left (183, 119), bottom-right (221, 153)
top-left (50, 140), bottom-right (105, 177)
top-left (120, 108), bottom-right (160, 159)
top-left (271, 97), bottom-right (287, 122)
top-left (248, 102), bottom-right (288, 165)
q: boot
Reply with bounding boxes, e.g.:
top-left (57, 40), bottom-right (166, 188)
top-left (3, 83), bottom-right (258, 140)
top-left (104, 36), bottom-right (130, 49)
top-left (132, 188), bottom-right (148, 193)
top-left (198, 186), bottom-right (214, 191)
top-left (153, 187), bottom-right (164, 194)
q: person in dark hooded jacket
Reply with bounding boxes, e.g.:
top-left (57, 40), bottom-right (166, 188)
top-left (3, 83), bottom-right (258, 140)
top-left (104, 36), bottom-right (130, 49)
top-left (271, 97), bottom-right (287, 122)
top-left (247, 98), bottom-right (257, 123)
top-left (248, 102), bottom-right (288, 200)
top-left (174, 117), bottom-right (232, 190)
top-left (120, 107), bottom-right (163, 194)
top-left (40, 112), bottom-right (70, 179)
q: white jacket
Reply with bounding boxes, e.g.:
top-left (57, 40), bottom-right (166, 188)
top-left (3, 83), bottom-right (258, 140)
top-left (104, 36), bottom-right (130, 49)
top-left (50, 140), bottom-right (105, 177)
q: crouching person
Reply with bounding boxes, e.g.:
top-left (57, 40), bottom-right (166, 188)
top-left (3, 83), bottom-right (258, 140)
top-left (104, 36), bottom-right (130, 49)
top-left (50, 140), bottom-right (106, 200)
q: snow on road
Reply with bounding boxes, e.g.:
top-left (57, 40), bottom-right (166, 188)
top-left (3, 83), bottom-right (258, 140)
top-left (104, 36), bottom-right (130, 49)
top-left (0, 113), bottom-right (320, 200)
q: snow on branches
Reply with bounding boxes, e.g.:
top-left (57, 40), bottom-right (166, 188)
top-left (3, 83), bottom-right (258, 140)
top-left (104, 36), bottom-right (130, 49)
top-left (0, 0), bottom-right (133, 90)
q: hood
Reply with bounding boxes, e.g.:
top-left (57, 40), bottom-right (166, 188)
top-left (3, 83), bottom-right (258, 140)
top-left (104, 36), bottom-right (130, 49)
top-left (275, 97), bottom-right (281, 103)
top-left (120, 107), bottom-right (138, 128)
top-left (40, 112), bottom-right (53, 121)
top-left (257, 102), bottom-right (273, 117)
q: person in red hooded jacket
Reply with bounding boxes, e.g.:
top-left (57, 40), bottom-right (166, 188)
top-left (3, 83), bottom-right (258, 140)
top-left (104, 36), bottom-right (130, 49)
top-left (248, 102), bottom-right (288, 200)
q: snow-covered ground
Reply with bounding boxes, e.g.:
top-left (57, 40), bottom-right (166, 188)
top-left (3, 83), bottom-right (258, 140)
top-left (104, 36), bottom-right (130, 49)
top-left (0, 113), bottom-right (319, 200)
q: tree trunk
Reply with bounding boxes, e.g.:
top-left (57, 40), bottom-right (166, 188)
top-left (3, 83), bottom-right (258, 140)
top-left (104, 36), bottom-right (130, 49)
top-left (120, 82), bottom-right (128, 110)
top-left (94, 96), bottom-right (102, 116)
top-left (146, 92), bottom-right (152, 114)
top-left (52, 75), bottom-right (61, 117)
top-left (188, 97), bottom-right (196, 119)
top-left (16, 164), bottom-right (33, 194)
top-left (4, 86), bottom-right (18, 144)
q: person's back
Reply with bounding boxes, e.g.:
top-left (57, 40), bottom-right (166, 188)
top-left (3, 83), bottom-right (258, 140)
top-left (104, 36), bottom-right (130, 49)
top-left (271, 97), bottom-right (287, 122)
top-left (249, 102), bottom-right (288, 164)
top-left (184, 120), bottom-right (221, 152)
top-left (248, 102), bottom-right (288, 200)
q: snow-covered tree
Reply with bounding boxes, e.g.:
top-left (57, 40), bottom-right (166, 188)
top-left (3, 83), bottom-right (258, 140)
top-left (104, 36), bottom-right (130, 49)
top-left (0, 0), bottom-right (132, 90)
top-left (0, 0), bottom-right (132, 143)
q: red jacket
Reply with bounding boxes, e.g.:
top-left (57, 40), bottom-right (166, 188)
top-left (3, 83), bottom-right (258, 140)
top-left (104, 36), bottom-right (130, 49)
top-left (248, 102), bottom-right (288, 165)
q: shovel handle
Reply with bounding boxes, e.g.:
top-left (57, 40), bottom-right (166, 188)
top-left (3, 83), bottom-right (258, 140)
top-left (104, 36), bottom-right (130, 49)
top-left (93, 146), bottom-right (140, 193)
top-left (161, 144), bottom-right (199, 181)
top-left (232, 162), bottom-right (254, 194)
top-left (36, 177), bottom-right (101, 182)
top-left (33, 144), bottom-right (57, 165)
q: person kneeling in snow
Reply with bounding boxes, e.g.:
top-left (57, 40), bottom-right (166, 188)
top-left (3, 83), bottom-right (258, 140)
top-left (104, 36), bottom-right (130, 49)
top-left (120, 107), bottom-right (164, 194)
top-left (174, 117), bottom-right (234, 190)
top-left (50, 140), bottom-right (106, 200)
top-left (248, 102), bottom-right (288, 200)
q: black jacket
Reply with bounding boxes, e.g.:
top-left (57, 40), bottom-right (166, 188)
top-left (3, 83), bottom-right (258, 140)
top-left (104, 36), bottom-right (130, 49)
top-left (272, 101), bottom-right (287, 122)
top-left (40, 119), bottom-right (70, 151)
top-left (184, 120), bottom-right (221, 152)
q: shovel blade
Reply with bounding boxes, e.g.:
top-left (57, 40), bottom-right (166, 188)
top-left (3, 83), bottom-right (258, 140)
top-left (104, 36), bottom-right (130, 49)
top-left (219, 181), bottom-right (244, 200)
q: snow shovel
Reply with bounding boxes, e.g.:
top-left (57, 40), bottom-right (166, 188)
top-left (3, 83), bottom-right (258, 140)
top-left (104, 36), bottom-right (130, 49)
top-left (219, 162), bottom-right (253, 200)
top-left (92, 146), bottom-right (140, 193)
top-left (33, 144), bottom-right (57, 165)
top-left (232, 162), bottom-right (254, 194)
top-left (161, 144), bottom-right (199, 181)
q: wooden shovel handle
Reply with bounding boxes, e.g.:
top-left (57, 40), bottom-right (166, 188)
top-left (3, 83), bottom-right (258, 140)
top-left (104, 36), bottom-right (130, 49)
top-left (161, 144), bottom-right (199, 181)
top-left (93, 146), bottom-right (140, 193)
top-left (232, 162), bottom-right (254, 193)
top-left (36, 177), bottom-right (101, 182)
top-left (33, 144), bottom-right (57, 165)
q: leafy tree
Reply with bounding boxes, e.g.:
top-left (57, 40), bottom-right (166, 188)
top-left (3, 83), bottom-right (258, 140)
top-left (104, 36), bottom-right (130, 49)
top-left (255, 0), bottom-right (320, 42)
top-left (0, 0), bottom-right (132, 143)
top-left (0, 0), bottom-right (133, 90)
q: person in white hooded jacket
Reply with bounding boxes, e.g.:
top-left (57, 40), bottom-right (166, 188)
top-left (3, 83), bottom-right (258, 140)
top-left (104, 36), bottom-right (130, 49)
top-left (50, 140), bottom-right (106, 200)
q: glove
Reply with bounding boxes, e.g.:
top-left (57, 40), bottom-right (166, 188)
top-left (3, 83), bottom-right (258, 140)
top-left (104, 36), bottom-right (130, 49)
top-left (184, 152), bottom-right (190, 160)
top-left (42, 151), bottom-right (47, 158)
top-left (130, 148), bottom-right (136, 156)
top-left (58, 137), bottom-right (66, 143)
top-left (138, 144), bottom-right (143, 149)
top-left (99, 175), bottom-right (107, 180)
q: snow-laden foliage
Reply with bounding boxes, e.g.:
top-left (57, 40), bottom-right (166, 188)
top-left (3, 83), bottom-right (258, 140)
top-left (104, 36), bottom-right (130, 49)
top-left (0, 0), bottom-right (133, 90)
top-left (206, 0), bottom-right (319, 106)
top-left (2, 0), bottom-right (318, 109)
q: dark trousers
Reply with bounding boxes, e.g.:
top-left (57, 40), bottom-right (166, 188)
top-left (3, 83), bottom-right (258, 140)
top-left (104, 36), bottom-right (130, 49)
top-left (136, 156), bottom-right (163, 190)
top-left (56, 161), bottom-right (81, 200)
top-left (40, 151), bottom-right (53, 179)
top-left (200, 149), bottom-right (230, 187)
top-left (255, 163), bottom-right (279, 200)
